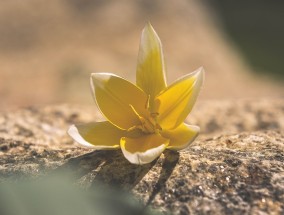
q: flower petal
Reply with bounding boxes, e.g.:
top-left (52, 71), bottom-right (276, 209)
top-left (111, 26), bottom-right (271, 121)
top-left (120, 134), bottom-right (169, 165)
top-left (136, 23), bottom-right (167, 111)
top-left (162, 123), bottom-right (200, 150)
top-left (155, 67), bottom-right (204, 130)
top-left (91, 73), bottom-right (148, 130)
top-left (68, 121), bottom-right (126, 149)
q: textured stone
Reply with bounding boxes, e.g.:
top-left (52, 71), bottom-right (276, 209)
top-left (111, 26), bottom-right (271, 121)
top-left (0, 100), bottom-right (283, 215)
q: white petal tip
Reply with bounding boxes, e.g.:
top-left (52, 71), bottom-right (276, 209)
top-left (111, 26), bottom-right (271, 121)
top-left (194, 67), bottom-right (205, 78)
top-left (121, 144), bottom-right (165, 165)
top-left (189, 125), bottom-right (200, 133)
top-left (141, 22), bottom-right (160, 42)
top-left (67, 125), bottom-right (96, 148)
top-left (193, 67), bottom-right (204, 88)
top-left (91, 73), bottom-right (113, 83)
top-left (145, 22), bottom-right (154, 30)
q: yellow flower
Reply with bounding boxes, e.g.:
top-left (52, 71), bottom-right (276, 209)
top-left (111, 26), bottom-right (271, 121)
top-left (68, 23), bottom-right (204, 165)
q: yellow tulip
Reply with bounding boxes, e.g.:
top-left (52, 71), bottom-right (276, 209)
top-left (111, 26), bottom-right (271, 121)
top-left (68, 23), bottom-right (204, 165)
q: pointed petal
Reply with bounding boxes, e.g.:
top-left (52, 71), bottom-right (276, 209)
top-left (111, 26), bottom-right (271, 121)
top-left (91, 73), bottom-right (148, 130)
top-left (68, 121), bottom-right (126, 149)
top-left (120, 134), bottom-right (169, 165)
top-left (162, 123), bottom-right (200, 150)
top-left (136, 23), bottom-right (167, 111)
top-left (155, 67), bottom-right (204, 130)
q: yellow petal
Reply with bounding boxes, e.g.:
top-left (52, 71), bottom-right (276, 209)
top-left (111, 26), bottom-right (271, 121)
top-left (136, 23), bottom-right (167, 111)
top-left (162, 123), bottom-right (200, 150)
top-left (120, 134), bottom-right (169, 165)
top-left (155, 67), bottom-right (204, 130)
top-left (68, 121), bottom-right (126, 149)
top-left (91, 73), bottom-right (148, 130)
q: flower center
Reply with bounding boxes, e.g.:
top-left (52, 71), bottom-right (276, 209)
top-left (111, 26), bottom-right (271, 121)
top-left (138, 113), bottom-right (162, 134)
top-left (129, 104), bottom-right (161, 134)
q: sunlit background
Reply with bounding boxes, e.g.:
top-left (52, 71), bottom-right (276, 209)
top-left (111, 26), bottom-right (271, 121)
top-left (0, 0), bottom-right (283, 111)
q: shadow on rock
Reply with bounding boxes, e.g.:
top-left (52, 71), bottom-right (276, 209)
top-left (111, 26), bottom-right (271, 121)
top-left (91, 153), bottom-right (156, 190)
top-left (146, 150), bottom-right (180, 206)
top-left (52, 150), bottom-right (109, 178)
top-left (52, 149), bottom-right (180, 202)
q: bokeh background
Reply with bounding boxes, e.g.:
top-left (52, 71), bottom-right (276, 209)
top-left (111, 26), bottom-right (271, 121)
top-left (0, 0), bottom-right (283, 111)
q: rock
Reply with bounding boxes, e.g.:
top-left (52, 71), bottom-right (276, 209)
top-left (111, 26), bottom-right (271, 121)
top-left (0, 99), bottom-right (283, 215)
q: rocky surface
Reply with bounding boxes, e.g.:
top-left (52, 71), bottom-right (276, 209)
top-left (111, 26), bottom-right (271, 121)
top-left (0, 99), bottom-right (283, 215)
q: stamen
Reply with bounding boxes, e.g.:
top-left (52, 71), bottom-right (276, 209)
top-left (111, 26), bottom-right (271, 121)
top-left (150, 112), bottom-right (159, 118)
top-left (127, 125), bottom-right (138, 132)
top-left (129, 104), bottom-right (143, 120)
top-left (156, 123), bottom-right (162, 131)
top-left (129, 104), bottom-right (162, 134)
top-left (145, 95), bottom-right (150, 109)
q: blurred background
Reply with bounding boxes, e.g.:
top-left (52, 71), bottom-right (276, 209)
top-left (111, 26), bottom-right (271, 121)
top-left (0, 0), bottom-right (283, 111)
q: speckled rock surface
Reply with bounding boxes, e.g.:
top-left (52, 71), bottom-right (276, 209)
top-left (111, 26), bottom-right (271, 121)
top-left (0, 100), bottom-right (283, 215)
